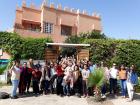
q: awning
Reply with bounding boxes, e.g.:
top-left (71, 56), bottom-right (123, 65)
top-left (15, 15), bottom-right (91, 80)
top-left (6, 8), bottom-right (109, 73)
top-left (46, 43), bottom-right (90, 47)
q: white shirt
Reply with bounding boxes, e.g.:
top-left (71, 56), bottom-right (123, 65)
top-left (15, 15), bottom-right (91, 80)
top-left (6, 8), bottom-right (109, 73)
top-left (82, 69), bottom-right (90, 80)
top-left (109, 67), bottom-right (118, 79)
top-left (64, 66), bottom-right (74, 75)
top-left (11, 66), bottom-right (21, 80)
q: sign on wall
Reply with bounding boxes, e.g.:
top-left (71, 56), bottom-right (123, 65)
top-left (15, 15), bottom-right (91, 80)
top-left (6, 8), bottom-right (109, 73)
top-left (0, 49), bottom-right (3, 56)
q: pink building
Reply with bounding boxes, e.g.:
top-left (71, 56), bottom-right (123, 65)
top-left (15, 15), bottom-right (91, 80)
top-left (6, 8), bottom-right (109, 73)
top-left (14, 1), bottom-right (102, 42)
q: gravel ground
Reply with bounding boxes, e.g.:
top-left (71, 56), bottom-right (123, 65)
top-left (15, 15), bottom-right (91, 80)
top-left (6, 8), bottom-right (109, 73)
top-left (0, 86), bottom-right (88, 105)
top-left (1, 86), bottom-right (139, 105)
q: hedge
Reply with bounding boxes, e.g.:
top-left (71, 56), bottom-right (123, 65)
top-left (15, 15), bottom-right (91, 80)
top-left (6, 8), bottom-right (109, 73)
top-left (0, 32), bottom-right (52, 60)
top-left (83, 39), bottom-right (140, 76)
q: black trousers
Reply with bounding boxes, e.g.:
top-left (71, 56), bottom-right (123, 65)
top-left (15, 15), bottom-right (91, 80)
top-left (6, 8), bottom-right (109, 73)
top-left (109, 78), bottom-right (117, 94)
top-left (32, 80), bottom-right (39, 94)
top-left (56, 75), bottom-right (64, 95)
top-left (74, 77), bottom-right (83, 95)
top-left (50, 75), bottom-right (57, 93)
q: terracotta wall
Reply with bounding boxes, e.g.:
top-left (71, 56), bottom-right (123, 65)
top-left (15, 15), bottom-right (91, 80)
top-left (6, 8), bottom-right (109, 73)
top-left (22, 7), bottom-right (41, 22)
top-left (14, 4), bottom-right (102, 43)
top-left (78, 14), bottom-right (102, 34)
top-left (14, 29), bottom-right (66, 43)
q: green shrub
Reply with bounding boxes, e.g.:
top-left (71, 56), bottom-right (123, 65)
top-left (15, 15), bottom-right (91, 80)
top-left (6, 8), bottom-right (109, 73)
top-left (88, 68), bottom-right (104, 88)
top-left (0, 65), bottom-right (7, 75)
top-left (84, 39), bottom-right (140, 76)
top-left (0, 32), bottom-right (52, 60)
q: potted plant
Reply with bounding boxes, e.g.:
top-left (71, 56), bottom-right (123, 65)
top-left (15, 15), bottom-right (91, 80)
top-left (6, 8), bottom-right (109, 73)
top-left (88, 68), bottom-right (104, 101)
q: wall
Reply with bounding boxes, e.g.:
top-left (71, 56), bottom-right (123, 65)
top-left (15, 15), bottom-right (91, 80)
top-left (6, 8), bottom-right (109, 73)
top-left (78, 14), bottom-right (102, 34)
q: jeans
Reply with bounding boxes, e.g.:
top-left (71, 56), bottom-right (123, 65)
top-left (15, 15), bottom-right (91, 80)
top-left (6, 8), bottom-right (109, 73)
top-left (109, 78), bottom-right (117, 94)
top-left (101, 83), bottom-right (107, 95)
top-left (63, 82), bottom-right (70, 95)
top-left (11, 80), bottom-right (19, 97)
top-left (120, 79), bottom-right (127, 96)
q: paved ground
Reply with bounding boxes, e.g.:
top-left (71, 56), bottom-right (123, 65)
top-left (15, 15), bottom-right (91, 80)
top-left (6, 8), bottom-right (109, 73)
top-left (0, 86), bottom-right (140, 105)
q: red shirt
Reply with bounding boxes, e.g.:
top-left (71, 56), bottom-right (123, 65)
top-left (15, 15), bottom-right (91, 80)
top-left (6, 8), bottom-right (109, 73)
top-left (56, 65), bottom-right (64, 76)
top-left (32, 70), bottom-right (42, 81)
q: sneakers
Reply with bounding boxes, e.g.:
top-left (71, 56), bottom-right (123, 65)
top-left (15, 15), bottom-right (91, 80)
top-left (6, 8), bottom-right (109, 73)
top-left (101, 94), bottom-right (106, 99)
top-left (11, 95), bottom-right (18, 99)
top-left (127, 98), bottom-right (133, 102)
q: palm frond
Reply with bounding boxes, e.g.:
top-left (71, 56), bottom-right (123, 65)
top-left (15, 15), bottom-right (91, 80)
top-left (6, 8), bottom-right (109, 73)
top-left (88, 68), bottom-right (104, 88)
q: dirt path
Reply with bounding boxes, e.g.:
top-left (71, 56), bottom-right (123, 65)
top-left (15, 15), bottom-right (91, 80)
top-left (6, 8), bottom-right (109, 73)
top-left (0, 94), bottom-right (89, 105)
top-left (0, 86), bottom-right (88, 105)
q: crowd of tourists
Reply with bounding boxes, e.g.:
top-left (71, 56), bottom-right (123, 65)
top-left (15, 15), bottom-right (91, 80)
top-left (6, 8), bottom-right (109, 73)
top-left (9, 57), bottom-right (138, 102)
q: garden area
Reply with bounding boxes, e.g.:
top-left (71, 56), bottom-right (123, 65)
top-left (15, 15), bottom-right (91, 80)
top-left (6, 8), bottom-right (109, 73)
top-left (0, 31), bottom-right (140, 102)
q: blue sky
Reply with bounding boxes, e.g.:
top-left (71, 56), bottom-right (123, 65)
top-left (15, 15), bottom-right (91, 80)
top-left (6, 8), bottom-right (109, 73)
top-left (0, 0), bottom-right (140, 39)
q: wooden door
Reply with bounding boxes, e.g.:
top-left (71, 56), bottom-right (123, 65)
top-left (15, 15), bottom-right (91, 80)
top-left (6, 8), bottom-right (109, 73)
top-left (77, 49), bottom-right (89, 62)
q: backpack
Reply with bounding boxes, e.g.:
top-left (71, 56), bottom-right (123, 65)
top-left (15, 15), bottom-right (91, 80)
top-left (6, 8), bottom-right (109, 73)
top-left (0, 92), bottom-right (10, 99)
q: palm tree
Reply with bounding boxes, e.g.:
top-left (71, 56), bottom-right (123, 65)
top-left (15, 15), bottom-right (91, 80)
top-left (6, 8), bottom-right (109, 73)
top-left (88, 68), bottom-right (104, 101)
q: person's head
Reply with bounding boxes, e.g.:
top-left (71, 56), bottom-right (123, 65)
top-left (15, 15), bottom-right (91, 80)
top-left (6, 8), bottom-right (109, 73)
top-left (34, 65), bottom-right (39, 72)
top-left (74, 65), bottom-right (79, 71)
top-left (50, 62), bottom-right (54, 68)
top-left (120, 65), bottom-right (125, 70)
top-left (84, 64), bottom-right (88, 70)
top-left (29, 58), bottom-right (33, 63)
top-left (37, 61), bottom-right (40, 64)
top-left (112, 63), bottom-right (116, 68)
top-left (23, 62), bottom-right (27, 68)
top-left (125, 66), bottom-right (129, 70)
top-left (68, 61), bottom-right (72, 67)
top-left (131, 65), bottom-right (136, 71)
top-left (14, 60), bottom-right (20, 67)
top-left (80, 63), bottom-right (84, 69)
top-left (88, 61), bottom-right (93, 66)
top-left (101, 61), bottom-right (104, 67)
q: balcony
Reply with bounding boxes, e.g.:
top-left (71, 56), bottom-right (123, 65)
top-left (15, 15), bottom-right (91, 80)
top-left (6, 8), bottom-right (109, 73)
top-left (14, 28), bottom-right (67, 43)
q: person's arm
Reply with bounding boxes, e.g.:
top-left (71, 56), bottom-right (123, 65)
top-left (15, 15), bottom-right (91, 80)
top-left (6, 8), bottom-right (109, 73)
top-left (70, 78), bottom-right (74, 88)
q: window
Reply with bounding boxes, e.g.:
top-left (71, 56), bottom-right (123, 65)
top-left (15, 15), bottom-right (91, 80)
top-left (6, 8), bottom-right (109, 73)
top-left (61, 25), bottom-right (72, 36)
top-left (43, 22), bottom-right (53, 34)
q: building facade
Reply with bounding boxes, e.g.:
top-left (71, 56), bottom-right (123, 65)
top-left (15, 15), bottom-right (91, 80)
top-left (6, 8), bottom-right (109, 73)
top-left (14, 1), bottom-right (102, 42)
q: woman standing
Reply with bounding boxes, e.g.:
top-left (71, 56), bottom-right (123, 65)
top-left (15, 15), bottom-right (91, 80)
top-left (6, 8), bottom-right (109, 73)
top-left (127, 65), bottom-right (138, 101)
top-left (27, 58), bottom-right (34, 93)
top-left (40, 62), bottom-right (50, 95)
top-left (18, 62), bottom-right (29, 95)
top-left (119, 65), bottom-right (127, 98)
top-left (10, 60), bottom-right (21, 99)
top-left (82, 64), bottom-right (90, 98)
top-left (56, 63), bottom-right (64, 96)
top-left (73, 65), bottom-right (82, 97)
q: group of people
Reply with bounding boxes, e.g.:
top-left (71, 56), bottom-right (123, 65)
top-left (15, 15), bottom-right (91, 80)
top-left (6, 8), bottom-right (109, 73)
top-left (9, 57), bottom-right (139, 102)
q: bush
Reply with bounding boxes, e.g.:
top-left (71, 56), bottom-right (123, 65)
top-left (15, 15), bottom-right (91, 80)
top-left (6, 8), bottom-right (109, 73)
top-left (84, 39), bottom-right (140, 76)
top-left (0, 65), bottom-right (7, 75)
top-left (0, 32), bottom-right (52, 60)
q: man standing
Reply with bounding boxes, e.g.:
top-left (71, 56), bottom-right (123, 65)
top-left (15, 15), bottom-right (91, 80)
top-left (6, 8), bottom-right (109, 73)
top-left (109, 63), bottom-right (118, 97)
